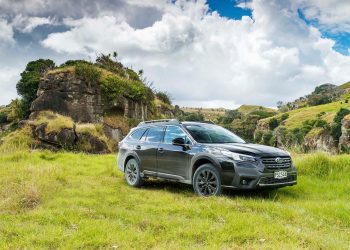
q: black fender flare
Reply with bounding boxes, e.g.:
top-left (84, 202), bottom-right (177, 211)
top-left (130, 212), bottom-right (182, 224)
top-left (123, 151), bottom-right (141, 172)
top-left (188, 153), bottom-right (223, 183)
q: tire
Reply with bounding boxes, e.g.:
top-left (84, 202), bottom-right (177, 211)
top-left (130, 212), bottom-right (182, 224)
top-left (193, 164), bottom-right (222, 196)
top-left (125, 158), bottom-right (143, 187)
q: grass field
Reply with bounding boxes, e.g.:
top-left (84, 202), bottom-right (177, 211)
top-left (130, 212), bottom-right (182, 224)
top-left (1, 151), bottom-right (350, 249)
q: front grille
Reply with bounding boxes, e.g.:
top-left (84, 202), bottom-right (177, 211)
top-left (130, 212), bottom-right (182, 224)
top-left (259, 174), bottom-right (296, 185)
top-left (261, 157), bottom-right (291, 169)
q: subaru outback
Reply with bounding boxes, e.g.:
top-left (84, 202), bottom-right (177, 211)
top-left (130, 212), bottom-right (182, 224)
top-left (117, 119), bottom-right (297, 196)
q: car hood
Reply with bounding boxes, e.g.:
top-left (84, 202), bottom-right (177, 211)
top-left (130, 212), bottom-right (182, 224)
top-left (205, 143), bottom-right (289, 157)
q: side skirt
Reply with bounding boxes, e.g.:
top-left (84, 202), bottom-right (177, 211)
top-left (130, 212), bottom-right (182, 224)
top-left (141, 170), bottom-right (191, 184)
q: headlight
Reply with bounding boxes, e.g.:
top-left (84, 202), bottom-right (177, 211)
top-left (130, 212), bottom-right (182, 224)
top-left (209, 148), bottom-right (256, 162)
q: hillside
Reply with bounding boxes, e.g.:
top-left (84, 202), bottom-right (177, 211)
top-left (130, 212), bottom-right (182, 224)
top-left (255, 82), bottom-right (350, 153)
top-left (181, 107), bottom-right (227, 121)
top-left (0, 55), bottom-right (177, 153)
top-left (236, 105), bottom-right (277, 115)
top-left (264, 100), bottom-right (350, 130)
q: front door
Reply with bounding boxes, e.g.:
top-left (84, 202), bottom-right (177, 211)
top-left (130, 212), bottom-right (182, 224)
top-left (157, 125), bottom-right (192, 179)
top-left (137, 126), bottom-right (165, 173)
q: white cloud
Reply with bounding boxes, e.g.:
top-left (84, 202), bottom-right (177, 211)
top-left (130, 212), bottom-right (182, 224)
top-left (0, 67), bottom-right (20, 105)
top-left (298, 0), bottom-right (350, 32)
top-left (37, 0), bottom-right (350, 108)
top-left (0, 18), bottom-right (15, 45)
top-left (12, 15), bottom-right (54, 33)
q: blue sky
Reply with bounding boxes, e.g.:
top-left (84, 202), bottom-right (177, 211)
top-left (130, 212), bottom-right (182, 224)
top-left (207, 0), bottom-right (252, 19)
top-left (1, 0), bottom-right (350, 108)
top-left (209, 0), bottom-right (350, 56)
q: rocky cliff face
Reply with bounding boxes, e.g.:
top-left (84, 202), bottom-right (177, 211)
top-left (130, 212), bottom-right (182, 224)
top-left (339, 115), bottom-right (350, 153)
top-left (26, 68), bottom-right (175, 153)
top-left (304, 128), bottom-right (337, 154)
top-left (31, 69), bottom-right (154, 123)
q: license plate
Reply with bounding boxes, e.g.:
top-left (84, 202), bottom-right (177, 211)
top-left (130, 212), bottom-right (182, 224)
top-left (274, 170), bottom-right (287, 179)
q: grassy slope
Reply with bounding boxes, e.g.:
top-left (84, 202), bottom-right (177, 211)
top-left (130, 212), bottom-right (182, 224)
top-left (237, 105), bottom-right (277, 115)
top-left (181, 107), bottom-right (227, 121)
top-left (261, 100), bottom-right (350, 129)
top-left (0, 151), bottom-right (349, 249)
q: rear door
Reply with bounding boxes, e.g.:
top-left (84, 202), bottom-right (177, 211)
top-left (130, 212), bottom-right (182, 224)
top-left (156, 125), bottom-right (192, 179)
top-left (136, 126), bottom-right (165, 173)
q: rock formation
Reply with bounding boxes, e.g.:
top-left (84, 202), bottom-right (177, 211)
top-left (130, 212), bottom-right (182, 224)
top-left (339, 115), bottom-right (350, 153)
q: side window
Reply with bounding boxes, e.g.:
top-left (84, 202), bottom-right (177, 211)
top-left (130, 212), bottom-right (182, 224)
top-left (145, 126), bottom-right (164, 143)
top-left (129, 128), bottom-right (147, 141)
top-left (163, 126), bottom-right (191, 144)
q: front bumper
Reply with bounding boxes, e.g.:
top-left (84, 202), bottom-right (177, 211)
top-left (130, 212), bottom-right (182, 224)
top-left (220, 159), bottom-right (297, 189)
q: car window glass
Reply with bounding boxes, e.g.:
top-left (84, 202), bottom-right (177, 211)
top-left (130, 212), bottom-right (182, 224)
top-left (129, 128), bottom-right (147, 140)
top-left (145, 126), bottom-right (164, 143)
top-left (184, 124), bottom-right (245, 143)
top-left (164, 126), bottom-right (191, 144)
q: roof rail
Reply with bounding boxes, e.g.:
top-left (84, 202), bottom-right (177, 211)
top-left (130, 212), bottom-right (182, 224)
top-left (137, 119), bottom-right (180, 127)
top-left (200, 121), bottom-right (215, 124)
top-left (183, 120), bottom-right (215, 124)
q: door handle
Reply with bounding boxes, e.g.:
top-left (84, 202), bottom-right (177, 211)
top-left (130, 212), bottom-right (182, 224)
top-left (158, 148), bottom-right (164, 153)
top-left (136, 145), bottom-right (141, 150)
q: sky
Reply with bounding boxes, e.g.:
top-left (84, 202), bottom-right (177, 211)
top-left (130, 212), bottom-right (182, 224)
top-left (1, 0), bottom-right (350, 109)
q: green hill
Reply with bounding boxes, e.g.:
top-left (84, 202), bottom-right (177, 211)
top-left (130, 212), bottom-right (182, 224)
top-left (263, 100), bottom-right (350, 130)
top-left (255, 81), bottom-right (350, 153)
top-left (237, 105), bottom-right (277, 115)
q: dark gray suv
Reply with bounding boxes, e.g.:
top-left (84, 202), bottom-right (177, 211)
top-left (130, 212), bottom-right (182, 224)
top-left (117, 119), bottom-right (297, 196)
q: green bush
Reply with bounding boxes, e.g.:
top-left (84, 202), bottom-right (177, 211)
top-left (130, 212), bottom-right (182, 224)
top-left (156, 91), bottom-right (172, 105)
top-left (126, 68), bottom-right (140, 81)
top-left (75, 63), bottom-right (101, 84)
top-left (314, 119), bottom-right (329, 129)
top-left (280, 113), bottom-right (289, 121)
top-left (60, 60), bottom-right (92, 67)
top-left (100, 76), bottom-right (128, 103)
top-left (0, 112), bottom-right (7, 124)
top-left (268, 118), bottom-right (279, 130)
top-left (253, 130), bottom-right (263, 143)
top-left (100, 75), bottom-right (154, 104)
top-left (95, 53), bottom-right (126, 77)
top-left (250, 110), bottom-right (275, 119)
top-left (262, 131), bottom-right (273, 145)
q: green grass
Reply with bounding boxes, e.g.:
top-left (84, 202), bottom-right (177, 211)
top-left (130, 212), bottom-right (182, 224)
top-left (0, 151), bottom-right (350, 249)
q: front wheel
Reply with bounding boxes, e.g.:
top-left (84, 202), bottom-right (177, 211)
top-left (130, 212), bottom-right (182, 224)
top-left (125, 158), bottom-right (143, 187)
top-left (193, 164), bottom-right (222, 196)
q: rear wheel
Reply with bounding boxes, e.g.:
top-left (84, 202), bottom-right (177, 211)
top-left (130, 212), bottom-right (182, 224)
top-left (193, 164), bottom-right (222, 196)
top-left (125, 158), bottom-right (143, 187)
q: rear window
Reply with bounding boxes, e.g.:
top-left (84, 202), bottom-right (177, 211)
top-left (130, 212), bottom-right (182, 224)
top-left (145, 126), bottom-right (164, 143)
top-left (129, 128), bottom-right (147, 140)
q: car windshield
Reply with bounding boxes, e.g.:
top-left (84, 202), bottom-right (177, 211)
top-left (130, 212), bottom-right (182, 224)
top-left (184, 124), bottom-right (245, 143)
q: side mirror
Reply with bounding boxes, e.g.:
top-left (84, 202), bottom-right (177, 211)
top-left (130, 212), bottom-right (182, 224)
top-left (172, 137), bottom-right (186, 146)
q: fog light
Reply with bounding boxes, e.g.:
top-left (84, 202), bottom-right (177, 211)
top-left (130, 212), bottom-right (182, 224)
top-left (241, 179), bottom-right (248, 185)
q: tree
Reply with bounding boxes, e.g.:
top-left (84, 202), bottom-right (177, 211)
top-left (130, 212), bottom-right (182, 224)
top-left (330, 108), bottom-right (350, 143)
top-left (268, 118), bottom-right (279, 130)
top-left (0, 112), bottom-right (7, 124)
top-left (276, 101), bottom-right (283, 109)
top-left (16, 59), bottom-right (55, 118)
